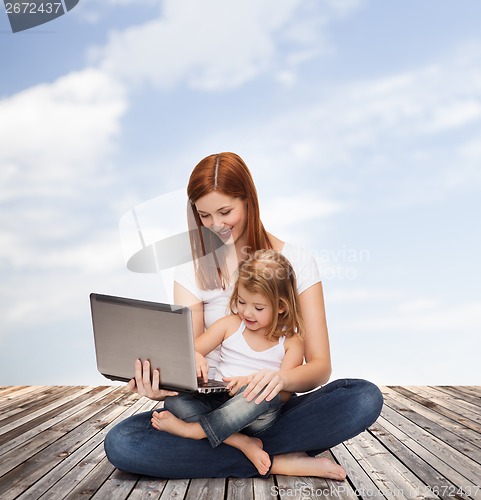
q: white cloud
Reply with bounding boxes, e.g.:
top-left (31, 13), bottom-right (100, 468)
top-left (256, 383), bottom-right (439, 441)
top-left (0, 67), bottom-right (128, 285)
top-left (76, 0), bottom-right (158, 24)
top-left (92, 0), bottom-right (362, 91)
top-left (328, 287), bottom-right (406, 303)
top-left (211, 42), bottom-right (481, 210)
top-left (341, 299), bottom-right (481, 332)
top-left (0, 66), bottom-right (131, 341)
top-left (263, 193), bottom-right (343, 226)
top-left (0, 68), bottom-right (127, 201)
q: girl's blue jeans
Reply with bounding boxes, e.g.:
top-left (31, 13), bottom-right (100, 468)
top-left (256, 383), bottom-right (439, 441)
top-left (104, 378), bottom-right (383, 478)
top-left (163, 385), bottom-right (281, 447)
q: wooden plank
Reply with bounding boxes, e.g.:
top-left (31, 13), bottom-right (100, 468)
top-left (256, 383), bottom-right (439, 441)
top-left (398, 386), bottom-right (481, 429)
top-left (415, 386), bottom-right (481, 418)
top-left (0, 386), bottom-right (116, 456)
top-left (0, 386), bottom-right (40, 399)
top-left (318, 450), bottom-right (359, 500)
top-left (0, 386), bottom-right (23, 396)
top-left (460, 386), bottom-right (481, 397)
top-left (0, 386), bottom-right (479, 500)
top-left (0, 386), bottom-right (77, 428)
top-left (158, 479), bottom-right (190, 499)
top-left (370, 420), bottom-right (467, 500)
top-left (276, 475), bottom-right (341, 500)
top-left (17, 394), bottom-right (158, 499)
top-left (128, 476), bottom-right (168, 500)
top-left (382, 387), bottom-right (481, 462)
top-left (63, 456), bottom-right (117, 499)
top-left (348, 430), bottom-right (438, 500)
top-left (330, 442), bottom-right (384, 499)
top-left (429, 386), bottom-right (481, 410)
top-left (0, 387), bottom-right (128, 477)
top-left (36, 442), bottom-right (107, 499)
top-left (0, 386), bottom-right (104, 441)
top-left (342, 434), bottom-right (407, 500)
top-left (89, 468), bottom-right (138, 499)
top-left (226, 478), bottom-right (253, 500)
top-left (184, 477), bottom-right (225, 499)
top-left (388, 387), bottom-right (481, 435)
top-left (376, 415), bottom-right (479, 499)
top-left (0, 386), bottom-right (50, 413)
top-left (0, 389), bottom-right (142, 499)
top-left (253, 476), bottom-right (276, 500)
top-left (380, 404), bottom-right (481, 493)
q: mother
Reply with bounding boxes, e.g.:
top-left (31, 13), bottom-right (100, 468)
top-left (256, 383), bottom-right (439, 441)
top-left (104, 152), bottom-right (383, 479)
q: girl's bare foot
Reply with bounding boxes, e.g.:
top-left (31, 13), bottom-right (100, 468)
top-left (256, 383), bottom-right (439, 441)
top-left (152, 412), bottom-right (271, 475)
top-left (226, 435), bottom-right (270, 476)
top-left (270, 452), bottom-right (346, 480)
top-left (151, 411), bottom-right (205, 439)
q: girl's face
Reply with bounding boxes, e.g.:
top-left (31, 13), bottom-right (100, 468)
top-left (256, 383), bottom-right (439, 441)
top-left (236, 284), bottom-right (274, 334)
top-left (195, 191), bottom-right (248, 245)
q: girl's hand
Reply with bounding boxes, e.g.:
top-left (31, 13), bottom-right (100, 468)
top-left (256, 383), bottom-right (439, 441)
top-left (242, 369), bottom-right (287, 404)
top-left (222, 376), bottom-right (248, 395)
top-left (195, 351), bottom-right (209, 382)
top-left (127, 359), bottom-right (178, 401)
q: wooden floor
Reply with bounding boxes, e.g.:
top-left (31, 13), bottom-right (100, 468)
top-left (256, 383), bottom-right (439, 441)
top-left (0, 386), bottom-right (480, 499)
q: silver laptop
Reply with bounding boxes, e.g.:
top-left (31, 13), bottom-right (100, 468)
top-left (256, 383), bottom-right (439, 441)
top-left (90, 293), bottom-right (228, 394)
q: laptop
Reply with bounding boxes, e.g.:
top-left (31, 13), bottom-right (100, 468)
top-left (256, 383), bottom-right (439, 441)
top-left (90, 293), bottom-right (228, 394)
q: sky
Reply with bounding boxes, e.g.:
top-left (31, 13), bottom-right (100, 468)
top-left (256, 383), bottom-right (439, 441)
top-left (1, 0), bottom-right (480, 387)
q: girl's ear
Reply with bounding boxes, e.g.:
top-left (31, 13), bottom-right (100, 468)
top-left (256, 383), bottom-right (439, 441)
top-left (278, 298), bottom-right (287, 315)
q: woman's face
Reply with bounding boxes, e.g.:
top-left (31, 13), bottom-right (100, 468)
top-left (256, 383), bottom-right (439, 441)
top-left (195, 191), bottom-right (248, 245)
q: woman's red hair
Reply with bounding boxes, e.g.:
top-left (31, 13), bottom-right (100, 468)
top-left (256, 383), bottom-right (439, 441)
top-left (187, 152), bottom-right (272, 289)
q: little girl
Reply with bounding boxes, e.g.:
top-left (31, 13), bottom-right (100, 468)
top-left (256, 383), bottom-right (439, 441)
top-left (151, 249), bottom-right (304, 475)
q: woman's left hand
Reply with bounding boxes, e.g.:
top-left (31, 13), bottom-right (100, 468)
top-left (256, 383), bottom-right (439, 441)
top-left (241, 369), bottom-right (287, 404)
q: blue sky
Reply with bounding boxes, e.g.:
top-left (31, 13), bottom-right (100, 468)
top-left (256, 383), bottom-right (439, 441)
top-left (1, 0), bottom-right (480, 386)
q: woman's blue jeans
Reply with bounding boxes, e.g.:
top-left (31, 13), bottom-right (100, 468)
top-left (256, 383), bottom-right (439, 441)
top-left (104, 378), bottom-right (383, 478)
top-left (163, 386), bottom-right (281, 447)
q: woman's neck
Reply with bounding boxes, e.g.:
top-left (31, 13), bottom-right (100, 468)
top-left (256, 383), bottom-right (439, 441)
top-left (233, 231), bottom-right (285, 262)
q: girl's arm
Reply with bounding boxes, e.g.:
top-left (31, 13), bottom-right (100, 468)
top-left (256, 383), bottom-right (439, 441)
top-left (194, 316), bottom-right (230, 355)
top-left (194, 316), bottom-right (237, 382)
top-left (243, 282), bottom-right (332, 402)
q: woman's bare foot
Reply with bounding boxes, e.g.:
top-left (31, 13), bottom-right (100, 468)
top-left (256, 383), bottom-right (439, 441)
top-left (270, 452), bottom-right (346, 480)
top-left (151, 411), bottom-right (205, 439)
top-left (226, 434), bottom-right (271, 476)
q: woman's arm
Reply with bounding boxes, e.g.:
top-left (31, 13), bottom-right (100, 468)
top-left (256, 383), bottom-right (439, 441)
top-left (174, 281), bottom-right (205, 338)
top-left (280, 335), bottom-right (305, 372)
top-left (277, 334), bottom-right (305, 401)
top-left (285, 281), bottom-right (332, 388)
top-left (242, 282), bottom-right (332, 402)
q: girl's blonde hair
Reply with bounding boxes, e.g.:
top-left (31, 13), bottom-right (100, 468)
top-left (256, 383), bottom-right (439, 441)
top-left (187, 152), bottom-right (272, 290)
top-left (229, 250), bottom-right (304, 341)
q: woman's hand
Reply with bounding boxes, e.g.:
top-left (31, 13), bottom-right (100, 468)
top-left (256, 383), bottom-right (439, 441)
top-left (195, 351), bottom-right (209, 382)
top-left (126, 359), bottom-right (178, 401)
top-left (241, 369), bottom-right (287, 404)
top-left (222, 375), bottom-right (248, 396)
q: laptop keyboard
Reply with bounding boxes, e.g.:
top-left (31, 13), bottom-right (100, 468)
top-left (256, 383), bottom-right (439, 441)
top-left (198, 379), bottom-right (228, 392)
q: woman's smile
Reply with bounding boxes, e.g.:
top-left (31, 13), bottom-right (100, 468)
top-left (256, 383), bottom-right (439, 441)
top-left (195, 191), bottom-right (247, 246)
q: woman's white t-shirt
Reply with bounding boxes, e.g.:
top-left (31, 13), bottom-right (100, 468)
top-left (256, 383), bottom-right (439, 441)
top-left (174, 242), bottom-right (321, 374)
